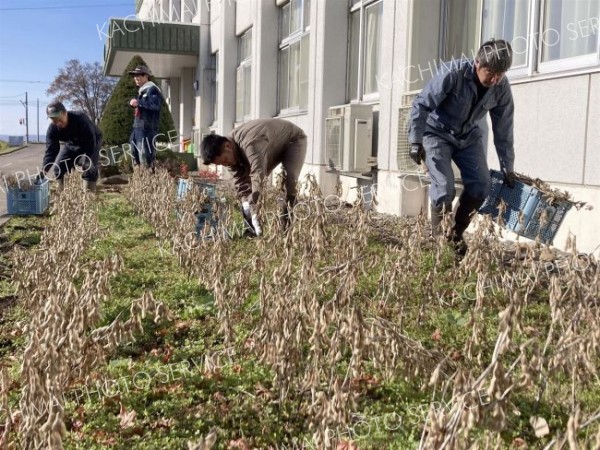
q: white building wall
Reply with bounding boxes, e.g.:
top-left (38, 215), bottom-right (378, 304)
top-left (298, 0), bottom-right (349, 195)
top-left (189, 0), bottom-right (600, 255)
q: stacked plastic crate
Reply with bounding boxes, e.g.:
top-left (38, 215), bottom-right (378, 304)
top-left (479, 170), bottom-right (573, 244)
top-left (176, 178), bottom-right (218, 237)
top-left (7, 179), bottom-right (50, 215)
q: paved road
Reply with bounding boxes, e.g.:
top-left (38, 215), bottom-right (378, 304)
top-left (0, 144), bottom-right (46, 225)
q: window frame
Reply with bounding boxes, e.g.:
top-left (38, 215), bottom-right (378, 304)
top-left (236, 28), bottom-right (253, 123)
top-left (347, 0), bottom-right (384, 104)
top-left (210, 51), bottom-right (218, 127)
top-left (467, 0), bottom-right (600, 80)
top-left (278, 0), bottom-right (311, 115)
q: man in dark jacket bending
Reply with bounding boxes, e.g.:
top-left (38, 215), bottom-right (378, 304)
top-left (41, 101), bottom-right (101, 192)
top-left (200, 118), bottom-right (307, 236)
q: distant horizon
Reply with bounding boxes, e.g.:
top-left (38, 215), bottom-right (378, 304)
top-left (0, 134), bottom-right (45, 143)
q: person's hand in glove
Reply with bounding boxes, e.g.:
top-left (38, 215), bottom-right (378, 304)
top-left (75, 155), bottom-right (92, 172)
top-left (34, 171), bottom-right (45, 184)
top-left (503, 170), bottom-right (516, 188)
top-left (251, 214), bottom-right (262, 236)
top-left (242, 201), bottom-right (262, 236)
top-left (409, 143), bottom-right (426, 165)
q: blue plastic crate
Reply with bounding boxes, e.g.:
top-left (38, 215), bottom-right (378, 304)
top-left (7, 180), bottom-right (49, 215)
top-left (177, 178), bottom-right (217, 200)
top-left (479, 170), bottom-right (572, 244)
top-left (195, 206), bottom-right (219, 238)
top-left (175, 179), bottom-right (219, 239)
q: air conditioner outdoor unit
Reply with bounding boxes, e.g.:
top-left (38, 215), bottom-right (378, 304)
top-left (397, 93), bottom-right (462, 180)
top-left (397, 94), bottom-right (420, 173)
top-left (325, 104), bottom-right (373, 173)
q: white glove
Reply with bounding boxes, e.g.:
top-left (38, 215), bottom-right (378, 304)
top-left (251, 214), bottom-right (262, 236)
top-left (242, 201), bottom-right (251, 215)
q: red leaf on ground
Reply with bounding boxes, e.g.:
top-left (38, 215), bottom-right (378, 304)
top-left (337, 440), bottom-right (359, 450)
top-left (431, 329), bottom-right (442, 341)
top-left (162, 345), bottom-right (173, 363)
top-left (228, 438), bottom-right (251, 449)
top-left (151, 417), bottom-right (174, 430)
top-left (350, 374), bottom-right (379, 389)
top-left (204, 368), bottom-right (223, 381)
top-left (512, 437), bottom-right (527, 447)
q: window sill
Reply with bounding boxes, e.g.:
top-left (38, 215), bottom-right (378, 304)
top-left (509, 64), bottom-right (600, 86)
top-left (327, 169), bottom-right (375, 180)
top-left (276, 109), bottom-right (308, 119)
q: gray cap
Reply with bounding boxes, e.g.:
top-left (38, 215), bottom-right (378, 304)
top-left (128, 65), bottom-right (152, 76)
top-left (47, 101), bottom-right (66, 118)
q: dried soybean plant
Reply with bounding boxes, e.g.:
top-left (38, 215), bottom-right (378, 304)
top-left (123, 168), bottom-right (600, 449)
top-left (413, 213), bottom-right (600, 449)
top-left (6, 175), bottom-right (171, 450)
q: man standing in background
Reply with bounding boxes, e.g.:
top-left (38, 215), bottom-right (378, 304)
top-left (129, 65), bottom-right (162, 168)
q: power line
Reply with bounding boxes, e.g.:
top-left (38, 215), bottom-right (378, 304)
top-left (0, 79), bottom-right (51, 84)
top-left (0, 92), bottom-right (26, 98)
top-left (0, 3), bottom-right (131, 11)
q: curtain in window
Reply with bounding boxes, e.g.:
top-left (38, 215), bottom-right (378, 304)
top-left (290, 0), bottom-right (302, 34)
top-left (279, 48), bottom-right (289, 111)
top-left (236, 66), bottom-right (243, 122)
top-left (289, 42), bottom-right (301, 107)
top-left (363, 1), bottom-right (383, 95)
top-left (542, 0), bottom-right (599, 62)
top-left (299, 34), bottom-right (310, 109)
top-left (348, 10), bottom-right (360, 101)
top-left (482, 0), bottom-right (530, 67)
top-left (243, 64), bottom-right (252, 119)
top-left (445, 0), bottom-right (479, 60)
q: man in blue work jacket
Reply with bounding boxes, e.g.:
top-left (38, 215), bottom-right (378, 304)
top-left (129, 65), bottom-right (162, 168)
top-left (409, 39), bottom-right (516, 255)
top-left (41, 101), bottom-right (101, 192)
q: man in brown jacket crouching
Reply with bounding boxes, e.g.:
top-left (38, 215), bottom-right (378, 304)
top-left (200, 118), bottom-right (307, 236)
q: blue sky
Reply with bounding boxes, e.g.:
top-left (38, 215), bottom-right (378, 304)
top-left (0, 0), bottom-right (134, 137)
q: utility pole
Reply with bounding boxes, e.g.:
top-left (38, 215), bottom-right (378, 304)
top-left (37, 98), bottom-right (40, 143)
top-left (19, 92), bottom-right (29, 143)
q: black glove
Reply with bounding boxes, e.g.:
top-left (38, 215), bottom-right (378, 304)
top-left (503, 170), bottom-right (516, 188)
top-left (34, 171), bottom-right (45, 184)
top-left (75, 155), bottom-right (92, 172)
top-left (409, 143), bottom-right (426, 165)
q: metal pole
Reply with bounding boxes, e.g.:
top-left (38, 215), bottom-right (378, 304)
top-left (25, 92), bottom-right (29, 143)
top-left (37, 98), bottom-right (40, 143)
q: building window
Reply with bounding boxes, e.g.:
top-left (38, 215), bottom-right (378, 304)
top-left (211, 52), bottom-right (218, 125)
top-left (236, 28), bottom-right (252, 122)
top-left (441, 0), bottom-right (481, 61)
top-left (541, 0), bottom-right (599, 63)
top-left (479, 0), bottom-right (600, 76)
top-left (347, 0), bottom-right (383, 102)
top-left (278, 0), bottom-right (310, 112)
top-left (482, 0), bottom-right (530, 68)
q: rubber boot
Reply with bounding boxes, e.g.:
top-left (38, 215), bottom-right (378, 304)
top-left (450, 191), bottom-right (484, 256)
top-left (430, 201), bottom-right (453, 238)
top-left (83, 180), bottom-right (97, 193)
